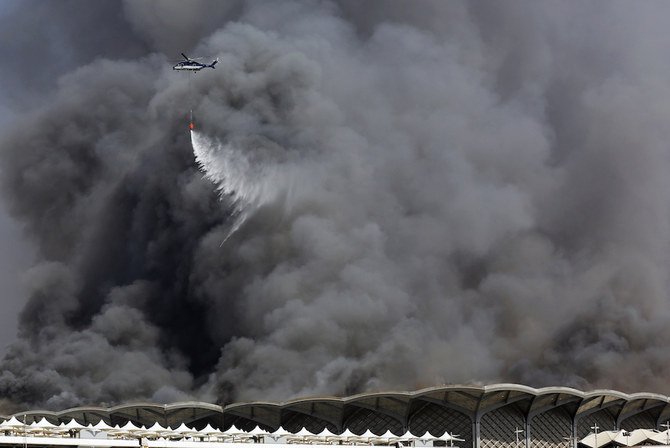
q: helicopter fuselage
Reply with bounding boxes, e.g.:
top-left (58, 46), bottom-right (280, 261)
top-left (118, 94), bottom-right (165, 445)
top-left (173, 63), bottom-right (209, 71)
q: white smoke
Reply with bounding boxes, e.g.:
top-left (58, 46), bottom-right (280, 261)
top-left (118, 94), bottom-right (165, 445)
top-left (191, 130), bottom-right (303, 242)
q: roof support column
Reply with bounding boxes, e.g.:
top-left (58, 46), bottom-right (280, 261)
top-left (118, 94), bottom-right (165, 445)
top-left (473, 416), bottom-right (480, 448)
top-left (525, 419), bottom-right (531, 448)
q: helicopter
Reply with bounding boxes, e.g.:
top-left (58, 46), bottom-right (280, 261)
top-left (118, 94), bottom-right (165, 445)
top-left (172, 53), bottom-right (218, 71)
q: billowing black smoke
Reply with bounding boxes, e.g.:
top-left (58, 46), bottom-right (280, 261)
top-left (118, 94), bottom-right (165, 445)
top-left (2, 0), bottom-right (670, 412)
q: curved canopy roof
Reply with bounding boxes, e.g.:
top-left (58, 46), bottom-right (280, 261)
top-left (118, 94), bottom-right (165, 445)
top-left (9, 384), bottom-right (670, 433)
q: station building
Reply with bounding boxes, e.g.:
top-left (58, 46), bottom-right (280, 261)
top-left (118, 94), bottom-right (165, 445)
top-left (6, 384), bottom-right (670, 448)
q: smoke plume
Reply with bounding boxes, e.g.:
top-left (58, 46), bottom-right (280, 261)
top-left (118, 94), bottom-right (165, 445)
top-left (2, 0), bottom-right (670, 411)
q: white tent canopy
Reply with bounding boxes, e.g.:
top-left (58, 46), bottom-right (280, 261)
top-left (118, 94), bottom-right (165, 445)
top-left (0, 413), bottom-right (475, 447)
top-left (292, 428), bottom-right (315, 437)
top-left (119, 421), bottom-right (142, 432)
top-left (200, 423), bottom-right (222, 436)
top-left (400, 430), bottom-right (419, 441)
top-left (30, 418), bottom-right (58, 429)
top-left (61, 419), bottom-right (87, 430)
top-left (0, 416), bottom-right (26, 429)
top-left (265, 426), bottom-right (291, 442)
top-left (269, 427), bottom-right (291, 436)
top-left (378, 429), bottom-right (401, 440)
top-left (360, 429), bottom-right (377, 438)
top-left (338, 429), bottom-right (357, 439)
top-left (580, 429), bottom-right (670, 448)
top-left (145, 422), bottom-right (170, 434)
top-left (89, 420), bottom-right (114, 431)
top-left (246, 426), bottom-right (270, 437)
top-left (651, 429), bottom-right (670, 445)
top-left (173, 423), bottom-right (198, 435)
top-left (27, 417), bottom-right (61, 435)
top-left (222, 426), bottom-right (243, 436)
top-left (315, 428), bottom-right (338, 439)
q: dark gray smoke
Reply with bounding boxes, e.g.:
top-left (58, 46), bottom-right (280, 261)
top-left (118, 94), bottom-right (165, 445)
top-left (2, 0), bottom-right (670, 411)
